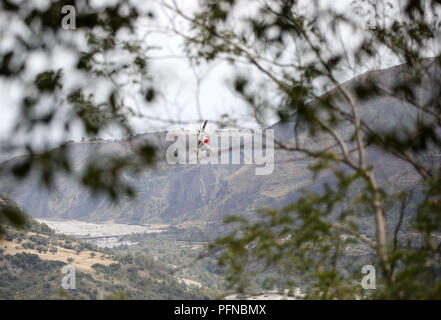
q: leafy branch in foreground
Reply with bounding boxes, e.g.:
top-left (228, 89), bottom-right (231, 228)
top-left (180, 0), bottom-right (441, 298)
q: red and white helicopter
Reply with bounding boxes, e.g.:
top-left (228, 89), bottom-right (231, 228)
top-left (195, 120), bottom-right (211, 159)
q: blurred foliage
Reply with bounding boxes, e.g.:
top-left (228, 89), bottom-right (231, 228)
top-left (0, 1), bottom-right (158, 231)
top-left (0, 196), bottom-right (27, 237)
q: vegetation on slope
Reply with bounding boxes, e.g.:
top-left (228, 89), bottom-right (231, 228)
top-left (0, 219), bottom-right (209, 299)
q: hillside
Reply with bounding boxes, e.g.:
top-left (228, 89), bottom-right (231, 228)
top-left (0, 219), bottom-right (209, 299)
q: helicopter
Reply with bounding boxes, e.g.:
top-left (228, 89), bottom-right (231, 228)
top-left (195, 120), bottom-right (211, 160)
top-left (171, 120), bottom-right (212, 161)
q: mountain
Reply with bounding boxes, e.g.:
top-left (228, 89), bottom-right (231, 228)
top-left (0, 58), bottom-right (438, 228)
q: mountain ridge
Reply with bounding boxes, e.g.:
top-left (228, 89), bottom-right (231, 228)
top-left (1, 59), bottom-right (438, 227)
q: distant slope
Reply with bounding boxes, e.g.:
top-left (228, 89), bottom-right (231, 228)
top-left (0, 59), bottom-right (438, 226)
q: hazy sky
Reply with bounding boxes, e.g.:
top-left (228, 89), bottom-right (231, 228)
top-left (0, 0), bottom-right (433, 148)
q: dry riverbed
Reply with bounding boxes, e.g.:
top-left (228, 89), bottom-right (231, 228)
top-left (36, 219), bottom-right (168, 237)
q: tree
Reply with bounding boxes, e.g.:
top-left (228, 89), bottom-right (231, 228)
top-left (168, 0), bottom-right (441, 298)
